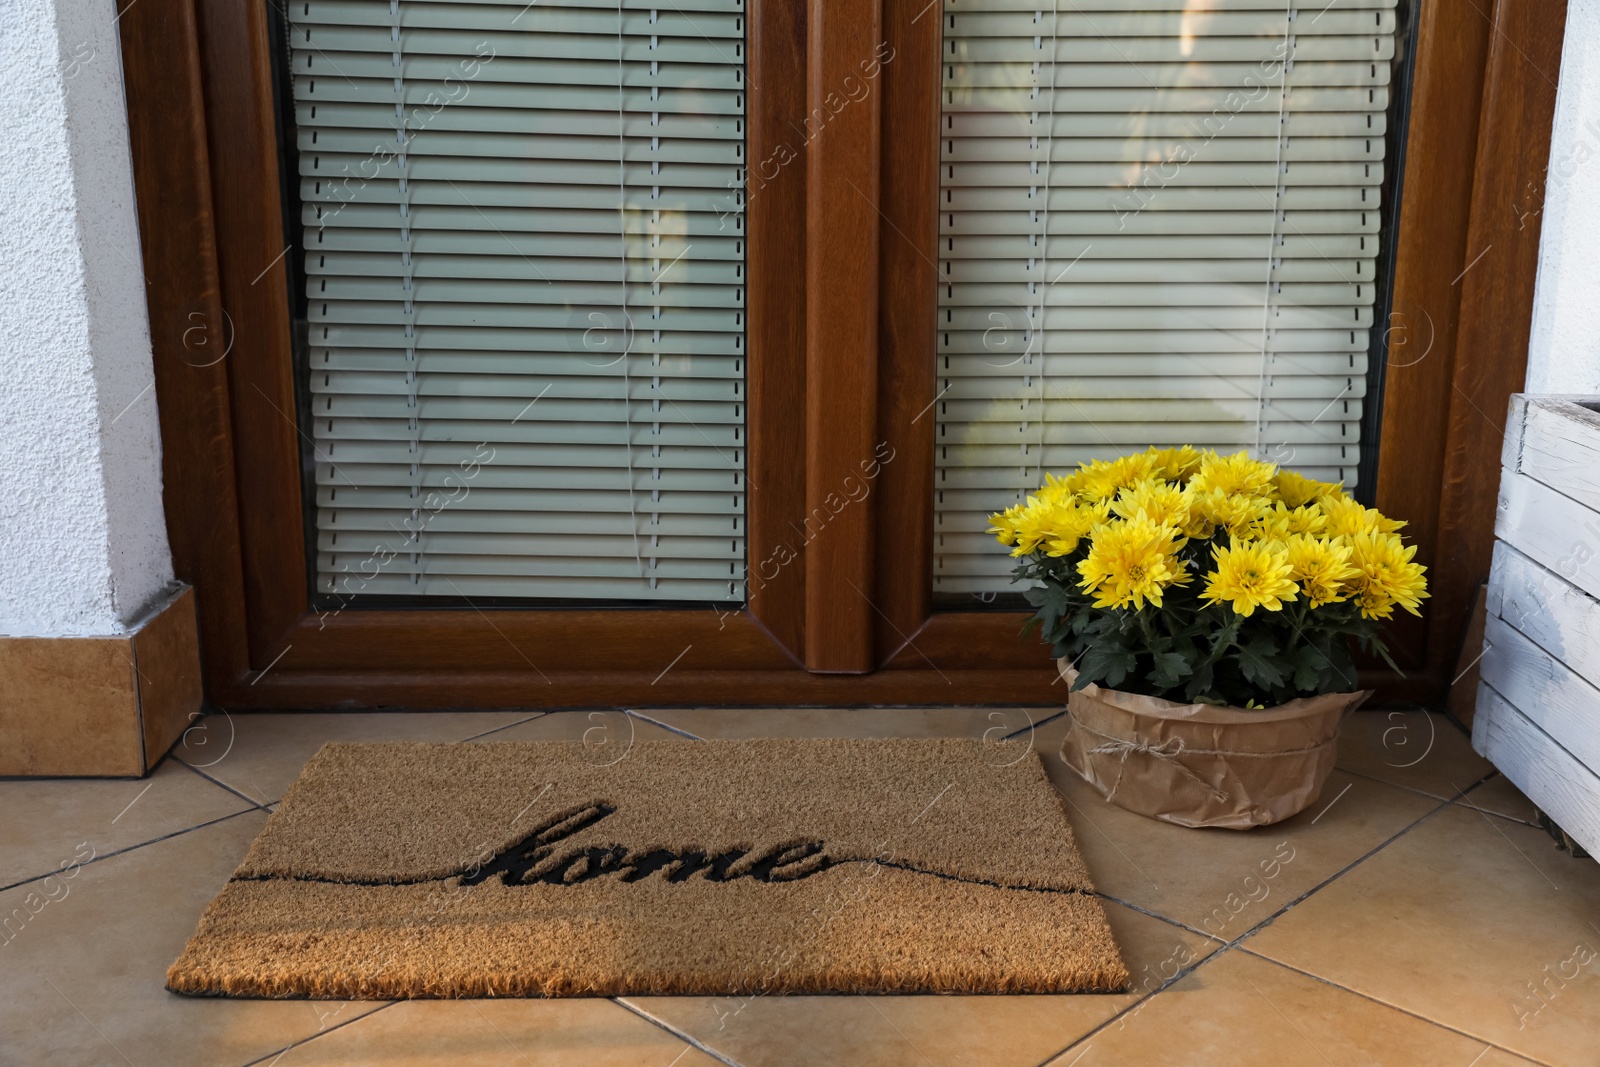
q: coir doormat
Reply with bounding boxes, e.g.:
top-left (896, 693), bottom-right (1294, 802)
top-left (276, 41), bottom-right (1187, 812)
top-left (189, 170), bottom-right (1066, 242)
top-left (167, 737), bottom-right (1128, 998)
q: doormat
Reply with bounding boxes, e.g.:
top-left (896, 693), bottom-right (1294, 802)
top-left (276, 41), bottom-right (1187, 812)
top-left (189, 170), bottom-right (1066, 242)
top-left (167, 738), bottom-right (1128, 998)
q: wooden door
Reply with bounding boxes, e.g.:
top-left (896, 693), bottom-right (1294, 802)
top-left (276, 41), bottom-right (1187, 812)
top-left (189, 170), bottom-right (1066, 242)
top-left (117, 0), bottom-right (1567, 708)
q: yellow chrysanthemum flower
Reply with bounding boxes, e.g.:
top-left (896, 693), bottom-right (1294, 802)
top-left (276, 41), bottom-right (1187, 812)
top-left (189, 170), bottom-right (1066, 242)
top-left (1182, 486), bottom-right (1267, 540)
top-left (1074, 453), bottom-right (1159, 502)
top-left (1283, 534), bottom-right (1358, 607)
top-left (1321, 496), bottom-right (1407, 538)
top-left (1345, 531), bottom-right (1429, 619)
top-left (1108, 452), bottom-right (1160, 486)
top-left (1149, 445), bottom-right (1203, 483)
top-left (1043, 499), bottom-right (1111, 558)
top-left (1272, 470), bottom-right (1345, 509)
top-left (1071, 460), bottom-right (1124, 503)
top-left (1187, 450), bottom-right (1277, 499)
top-left (1112, 479), bottom-right (1190, 530)
top-left (1201, 541), bottom-right (1299, 616)
top-left (1008, 500), bottom-right (1059, 556)
top-left (1034, 471), bottom-right (1076, 508)
top-left (989, 496), bottom-right (1110, 557)
top-left (1254, 501), bottom-right (1329, 540)
top-left (1075, 515), bottom-right (1186, 610)
top-left (988, 503), bottom-right (1026, 548)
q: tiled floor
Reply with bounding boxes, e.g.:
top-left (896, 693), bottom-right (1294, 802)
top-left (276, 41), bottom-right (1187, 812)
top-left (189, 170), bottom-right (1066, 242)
top-left (2, 706), bottom-right (1597, 1066)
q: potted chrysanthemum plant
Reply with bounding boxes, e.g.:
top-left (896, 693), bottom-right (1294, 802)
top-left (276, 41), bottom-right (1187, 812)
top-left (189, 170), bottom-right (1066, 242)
top-left (990, 447), bottom-right (1427, 828)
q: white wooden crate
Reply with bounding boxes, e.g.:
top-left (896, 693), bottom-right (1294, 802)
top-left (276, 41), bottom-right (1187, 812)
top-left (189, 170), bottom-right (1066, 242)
top-left (1475, 394), bottom-right (1600, 859)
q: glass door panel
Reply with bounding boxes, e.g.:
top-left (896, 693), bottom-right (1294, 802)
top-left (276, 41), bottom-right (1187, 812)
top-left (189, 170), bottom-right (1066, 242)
top-left (932, 0), bottom-right (1403, 601)
top-left (284, 0), bottom-right (748, 604)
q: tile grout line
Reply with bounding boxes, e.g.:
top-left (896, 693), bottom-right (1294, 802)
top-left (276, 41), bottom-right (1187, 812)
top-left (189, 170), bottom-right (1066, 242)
top-left (1448, 770), bottom-right (1545, 827)
top-left (1233, 947), bottom-right (1565, 1067)
top-left (1335, 766), bottom-right (1536, 827)
top-left (237, 1002), bottom-right (397, 1067)
top-left (457, 711), bottom-right (551, 742)
top-left (1093, 890), bottom-right (1225, 945)
top-left (612, 706), bottom-right (1062, 744)
top-left (1032, 941), bottom-right (1244, 1066)
top-left (177, 756), bottom-right (276, 811)
top-left (14, 709), bottom-right (1511, 1067)
top-left (1036, 772), bottom-right (1497, 1065)
top-left (1227, 783), bottom-right (1489, 952)
top-left (1, 750), bottom-right (274, 891)
top-left (611, 998), bottom-right (748, 1067)
top-left (1000, 708), bottom-right (1067, 744)
top-left (0, 808), bottom-right (263, 894)
top-left (1445, 772), bottom-right (1543, 826)
top-left (624, 709), bottom-right (707, 741)
top-left (180, 711), bottom-right (560, 810)
top-left (1334, 764), bottom-right (1455, 803)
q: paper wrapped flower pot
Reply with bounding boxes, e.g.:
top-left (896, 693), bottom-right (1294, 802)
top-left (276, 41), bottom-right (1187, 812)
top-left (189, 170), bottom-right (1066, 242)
top-left (1058, 662), bottom-right (1368, 829)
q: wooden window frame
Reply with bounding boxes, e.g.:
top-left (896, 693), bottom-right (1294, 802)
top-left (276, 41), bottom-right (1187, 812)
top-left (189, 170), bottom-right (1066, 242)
top-left (117, 0), bottom-right (1565, 709)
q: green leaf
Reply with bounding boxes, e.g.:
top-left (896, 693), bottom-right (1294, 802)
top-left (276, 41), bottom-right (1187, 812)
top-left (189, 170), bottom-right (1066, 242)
top-left (1209, 618), bottom-right (1242, 656)
top-left (1291, 643), bottom-right (1325, 693)
top-left (1362, 632), bottom-right (1404, 674)
top-left (1084, 613), bottom-right (1121, 639)
top-left (1079, 643), bottom-right (1139, 690)
top-left (1148, 650), bottom-right (1191, 690)
top-left (1236, 631), bottom-right (1287, 690)
top-left (1183, 661), bottom-right (1216, 703)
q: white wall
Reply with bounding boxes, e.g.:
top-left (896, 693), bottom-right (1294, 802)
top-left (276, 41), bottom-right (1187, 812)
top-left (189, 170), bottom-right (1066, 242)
top-left (0, 0), bottom-right (173, 637)
top-left (1527, 0), bottom-right (1600, 395)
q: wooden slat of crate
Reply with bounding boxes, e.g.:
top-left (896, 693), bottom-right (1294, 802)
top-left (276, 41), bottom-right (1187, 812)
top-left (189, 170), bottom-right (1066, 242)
top-left (1481, 613), bottom-right (1600, 779)
top-left (1502, 395), bottom-right (1600, 513)
top-left (1488, 541), bottom-right (1600, 692)
top-left (1481, 395), bottom-right (1600, 863)
top-left (1494, 471), bottom-right (1600, 604)
top-left (1474, 684), bottom-right (1600, 857)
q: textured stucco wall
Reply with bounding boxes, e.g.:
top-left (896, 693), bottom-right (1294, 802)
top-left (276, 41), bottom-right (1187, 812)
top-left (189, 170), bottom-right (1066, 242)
top-left (1527, 0), bottom-right (1600, 395)
top-left (0, 0), bottom-right (173, 636)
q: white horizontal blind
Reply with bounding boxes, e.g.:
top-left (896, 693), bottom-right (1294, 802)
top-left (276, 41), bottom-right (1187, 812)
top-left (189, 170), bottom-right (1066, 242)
top-left (934, 0), bottom-right (1397, 597)
top-left (288, 0), bottom-right (747, 602)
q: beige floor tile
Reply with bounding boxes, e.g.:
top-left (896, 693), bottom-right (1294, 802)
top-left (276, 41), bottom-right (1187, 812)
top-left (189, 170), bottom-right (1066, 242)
top-left (1246, 802), bottom-right (1600, 1065)
top-left (1045, 949), bottom-right (1502, 1067)
top-left (264, 999), bottom-right (723, 1066)
top-left (620, 900), bottom-right (1218, 1067)
top-left (1336, 708), bottom-right (1496, 800)
top-left (175, 710), bottom-right (544, 804)
top-left (1459, 773), bottom-right (1542, 826)
top-left (472, 710), bottom-right (686, 761)
top-left (0, 759), bottom-right (254, 889)
top-left (630, 705), bottom-right (1057, 745)
top-left (0, 812), bottom-right (385, 1067)
top-left (1473, 1051), bottom-right (1552, 1067)
top-left (1023, 713), bottom-right (1441, 936)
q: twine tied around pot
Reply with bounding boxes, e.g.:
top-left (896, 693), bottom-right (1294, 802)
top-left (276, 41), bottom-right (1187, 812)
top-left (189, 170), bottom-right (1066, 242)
top-left (1058, 663), bottom-right (1363, 828)
top-left (1075, 712), bottom-right (1231, 804)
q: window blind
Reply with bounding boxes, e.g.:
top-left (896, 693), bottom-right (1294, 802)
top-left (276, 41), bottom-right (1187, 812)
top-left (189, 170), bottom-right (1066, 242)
top-left (933, 0), bottom-right (1397, 597)
top-left (288, 0), bottom-right (747, 602)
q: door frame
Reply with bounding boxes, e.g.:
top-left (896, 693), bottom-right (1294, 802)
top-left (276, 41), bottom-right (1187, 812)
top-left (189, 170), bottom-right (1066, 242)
top-left (116, 0), bottom-right (1566, 708)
